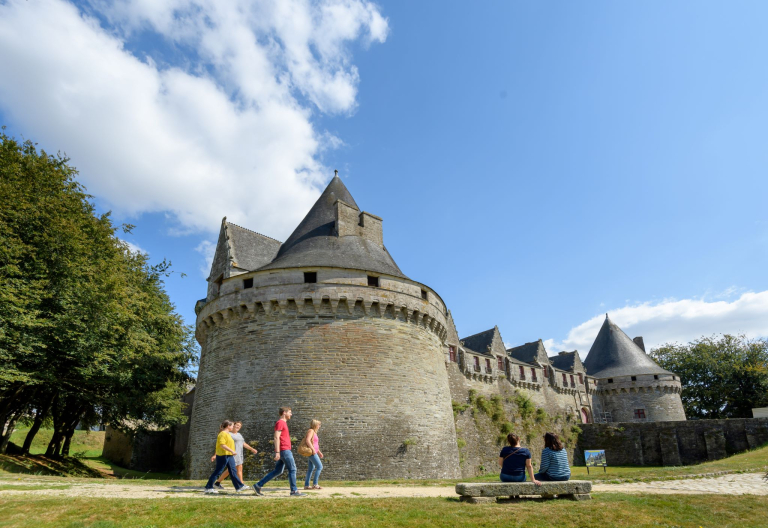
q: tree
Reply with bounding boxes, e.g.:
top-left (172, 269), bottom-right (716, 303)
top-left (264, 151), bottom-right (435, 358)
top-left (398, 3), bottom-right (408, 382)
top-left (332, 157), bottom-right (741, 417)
top-left (650, 335), bottom-right (768, 419)
top-left (0, 129), bottom-right (196, 456)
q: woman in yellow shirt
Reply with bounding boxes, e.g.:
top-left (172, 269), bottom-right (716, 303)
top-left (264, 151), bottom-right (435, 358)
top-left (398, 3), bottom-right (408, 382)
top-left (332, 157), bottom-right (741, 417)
top-left (205, 420), bottom-right (247, 493)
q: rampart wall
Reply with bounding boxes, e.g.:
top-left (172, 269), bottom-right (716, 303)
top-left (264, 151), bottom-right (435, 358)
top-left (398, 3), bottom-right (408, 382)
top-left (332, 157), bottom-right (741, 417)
top-left (575, 418), bottom-right (768, 466)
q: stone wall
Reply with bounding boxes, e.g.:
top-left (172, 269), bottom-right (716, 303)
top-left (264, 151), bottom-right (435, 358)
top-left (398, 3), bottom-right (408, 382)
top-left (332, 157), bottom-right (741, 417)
top-left (188, 293), bottom-right (460, 480)
top-left (446, 362), bottom-right (585, 478)
top-left (103, 426), bottom-right (175, 472)
top-left (575, 418), bottom-right (768, 466)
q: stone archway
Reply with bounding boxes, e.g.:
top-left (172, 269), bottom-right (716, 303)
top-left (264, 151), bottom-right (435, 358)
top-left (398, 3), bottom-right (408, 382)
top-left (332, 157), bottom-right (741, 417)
top-left (580, 407), bottom-right (591, 424)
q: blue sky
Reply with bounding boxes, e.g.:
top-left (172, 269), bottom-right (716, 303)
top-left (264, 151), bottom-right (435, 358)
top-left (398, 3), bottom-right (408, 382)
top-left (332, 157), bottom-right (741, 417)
top-left (1, 0), bottom-right (767, 355)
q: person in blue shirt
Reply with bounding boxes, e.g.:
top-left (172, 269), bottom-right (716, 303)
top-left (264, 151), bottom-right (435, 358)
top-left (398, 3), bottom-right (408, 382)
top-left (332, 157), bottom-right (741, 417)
top-left (534, 432), bottom-right (571, 481)
top-left (498, 433), bottom-right (541, 484)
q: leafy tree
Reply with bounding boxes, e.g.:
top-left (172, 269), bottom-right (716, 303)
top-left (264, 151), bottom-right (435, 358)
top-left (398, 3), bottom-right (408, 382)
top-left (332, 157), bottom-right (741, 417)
top-left (650, 335), bottom-right (768, 419)
top-left (0, 129), bottom-right (196, 456)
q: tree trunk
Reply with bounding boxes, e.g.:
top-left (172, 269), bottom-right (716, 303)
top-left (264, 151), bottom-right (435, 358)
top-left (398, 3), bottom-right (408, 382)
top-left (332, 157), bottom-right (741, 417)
top-left (22, 393), bottom-right (55, 455)
top-left (61, 432), bottom-right (72, 457)
top-left (0, 412), bottom-right (21, 454)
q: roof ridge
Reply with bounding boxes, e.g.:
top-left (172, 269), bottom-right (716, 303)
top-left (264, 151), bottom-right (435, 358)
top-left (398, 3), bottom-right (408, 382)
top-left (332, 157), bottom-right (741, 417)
top-left (226, 221), bottom-right (282, 243)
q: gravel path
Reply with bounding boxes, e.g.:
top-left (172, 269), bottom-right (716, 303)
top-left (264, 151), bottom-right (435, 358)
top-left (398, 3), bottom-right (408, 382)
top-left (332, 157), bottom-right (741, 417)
top-left (0, 473), bottom-right (765, 500)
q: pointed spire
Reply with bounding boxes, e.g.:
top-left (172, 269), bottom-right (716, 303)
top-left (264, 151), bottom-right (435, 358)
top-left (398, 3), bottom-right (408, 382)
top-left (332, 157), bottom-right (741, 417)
top-left (583, 316), bottom-right (672, 378)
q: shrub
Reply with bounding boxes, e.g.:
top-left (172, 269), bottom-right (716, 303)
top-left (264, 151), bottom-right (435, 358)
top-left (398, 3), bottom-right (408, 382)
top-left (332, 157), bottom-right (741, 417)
top-left (500, 422), bottom-right (513, 434)
top-left (457, 438), bottom-right (466, 449)
top-left (514, 393), bottom-right (535, 420)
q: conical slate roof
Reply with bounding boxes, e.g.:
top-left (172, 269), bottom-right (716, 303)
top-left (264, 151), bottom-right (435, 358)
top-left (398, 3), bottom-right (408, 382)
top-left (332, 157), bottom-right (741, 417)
top-left (259, 175), bottom-right (407, 278)
top-left (583, 315), bottom-right (673, 378)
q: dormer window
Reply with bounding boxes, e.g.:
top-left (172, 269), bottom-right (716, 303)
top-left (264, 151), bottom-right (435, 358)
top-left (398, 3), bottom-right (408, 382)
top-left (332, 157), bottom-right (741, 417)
top-left (304, 272), bottom-right (317, 284)
top-left (367, 275), bottom-right (379, 287)
top-left (243, 278), bottom-right (253, 289)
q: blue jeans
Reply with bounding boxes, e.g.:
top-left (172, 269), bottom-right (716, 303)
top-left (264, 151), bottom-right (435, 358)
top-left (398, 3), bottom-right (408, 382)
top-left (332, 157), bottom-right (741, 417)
top-left (305, 454), bottom-right (323, 487)
top-left (500, 472), bottom-right (526, 482)
top-left (534, 472), bottom-right (569, 481)
top-left (206, 455), bottom-right (244, 490)
top-left (257, 450), bottom-right (297, 492)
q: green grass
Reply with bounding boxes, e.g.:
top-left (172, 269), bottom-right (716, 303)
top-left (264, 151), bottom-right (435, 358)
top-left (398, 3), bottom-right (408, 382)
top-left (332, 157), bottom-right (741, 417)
top-left (8, 428), bottom-right (104, 458)
top-left (0, 495), bottom-right (764, 527)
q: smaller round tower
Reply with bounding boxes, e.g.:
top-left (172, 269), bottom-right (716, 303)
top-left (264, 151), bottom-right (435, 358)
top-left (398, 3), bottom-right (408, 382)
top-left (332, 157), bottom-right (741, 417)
top-left (583, 315), bottom-right (685, 423)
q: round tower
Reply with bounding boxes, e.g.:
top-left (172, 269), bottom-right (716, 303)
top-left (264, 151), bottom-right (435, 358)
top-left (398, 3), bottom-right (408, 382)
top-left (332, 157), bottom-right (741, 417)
top-left (583, 315), bottom-right (685, 423)
top-left (188, 175), bottom-right (461, 480)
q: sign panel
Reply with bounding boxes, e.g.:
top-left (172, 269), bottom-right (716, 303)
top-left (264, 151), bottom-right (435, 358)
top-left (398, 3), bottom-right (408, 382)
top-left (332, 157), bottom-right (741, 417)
top-left (584, 449), bottom-right (607, 473)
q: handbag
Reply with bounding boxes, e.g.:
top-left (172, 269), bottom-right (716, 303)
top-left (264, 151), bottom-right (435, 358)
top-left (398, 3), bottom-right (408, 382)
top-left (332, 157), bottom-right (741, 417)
top-left (297, 444), bottom-right (313, 457)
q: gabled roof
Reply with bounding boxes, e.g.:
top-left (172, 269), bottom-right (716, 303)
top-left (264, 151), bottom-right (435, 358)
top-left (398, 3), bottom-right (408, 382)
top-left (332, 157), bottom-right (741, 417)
top-left (207, 218), bottom-right (282, 281)
top-left (226, 222), bottom-right (281, 272)
top-left (507, 339), bottom-right (550, 365)
top-left (258, 175), bottom-right (407, 278)
top-left (461, 328), bottom-right (495, 355)
top-left (583, 315), bottom-right (673, 378)
top-left (549, 351), bottom-right (584, 373)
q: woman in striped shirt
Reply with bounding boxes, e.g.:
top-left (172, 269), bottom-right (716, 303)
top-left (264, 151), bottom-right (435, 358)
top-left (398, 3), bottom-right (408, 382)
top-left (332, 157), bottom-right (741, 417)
top-left (533, 432), bottom-right (571, 482)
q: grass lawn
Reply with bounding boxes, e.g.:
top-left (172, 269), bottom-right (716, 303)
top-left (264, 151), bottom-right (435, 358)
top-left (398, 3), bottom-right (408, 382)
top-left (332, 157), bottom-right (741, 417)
top-left (0, 494), bottom-right (764, 528)
top-left (8, 428), bottom-right (104, 458)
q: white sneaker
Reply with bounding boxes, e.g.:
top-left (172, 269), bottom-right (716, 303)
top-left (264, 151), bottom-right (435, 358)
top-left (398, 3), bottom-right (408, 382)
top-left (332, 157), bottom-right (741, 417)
top-left (235, 486), bottom-right (248, 493)
top-left (205, 488), bottom-right (219, 494)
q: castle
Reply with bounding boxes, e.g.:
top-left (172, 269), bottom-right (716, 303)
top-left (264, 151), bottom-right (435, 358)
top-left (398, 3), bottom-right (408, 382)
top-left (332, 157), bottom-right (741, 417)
top-left (188, 174), bottom-right (685, 479)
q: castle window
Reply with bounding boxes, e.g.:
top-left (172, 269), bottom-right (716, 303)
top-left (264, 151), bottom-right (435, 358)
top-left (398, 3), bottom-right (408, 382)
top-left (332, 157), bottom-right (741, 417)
top-left (304, 272), bottom-right (317, 283)
top-left (486, 358), bottom-right (492, 373)
top-left (474, 356), bottom-right (480, 371)
top-left (562, 373), bottom-right (567, 384)
top-left (607, 378), bottom-right (614, 383)
top-left (634, 409), bottom-right (646, 420)
top-left (631, 376), bottom-right (637, 381)
top-left (570, 374), bottom-right (575, 387)
top-left (543, 366), bottom-right (548, 377)
top-left (578, 373), bottom-right (583, 384)
top-left (654, 375), bottom-right (659, 380)
top-left (497, 356), bottom-right (504, 370)
top-left (421, 289), bottom-right (428, 300)
top-left (243, 278), bottom-right (253, 289)
top-left (367, 275), bottom-right (379, 287)
top-left (672, 376), bottom-right (676, 381)
top-left (448, 346), bottom-right (456, 362)
top-left (519, 365), bottom-right (526, 379)
top-left (531, 368), bottom-right (537, 382)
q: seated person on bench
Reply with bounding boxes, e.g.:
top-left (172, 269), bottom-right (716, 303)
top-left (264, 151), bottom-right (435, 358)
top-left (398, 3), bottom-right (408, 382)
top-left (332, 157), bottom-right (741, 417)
top-left (498, 433), bottom-right (540, 484)
top-left (534, 432), bottom-right (571, 482)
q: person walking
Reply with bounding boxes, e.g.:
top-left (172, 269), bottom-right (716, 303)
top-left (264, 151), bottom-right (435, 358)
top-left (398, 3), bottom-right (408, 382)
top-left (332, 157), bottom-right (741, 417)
top-left (498, 432), bottom-right (540, 484)
top-left (205, 420), bottom-right (248, 494)
top-left (302, 419), bottom-right (324, 490)
top-left (213, 420), bottom-right (257, 489)
top-left (252, 407), bottom-right (304, 497)
top-left (533, 432), bottom-right (571, 482)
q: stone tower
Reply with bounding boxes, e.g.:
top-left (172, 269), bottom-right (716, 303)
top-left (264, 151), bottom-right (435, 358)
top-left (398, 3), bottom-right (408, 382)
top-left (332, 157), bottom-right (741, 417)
top-left (188, 175), bottom-right (461, 480)
top-left (583, 315), bottom-right (685, 423)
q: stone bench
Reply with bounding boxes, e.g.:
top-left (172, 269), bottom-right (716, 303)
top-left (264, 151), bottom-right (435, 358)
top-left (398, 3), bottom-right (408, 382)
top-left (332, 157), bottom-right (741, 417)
top-left (455, 481), bottom-right (592, 503)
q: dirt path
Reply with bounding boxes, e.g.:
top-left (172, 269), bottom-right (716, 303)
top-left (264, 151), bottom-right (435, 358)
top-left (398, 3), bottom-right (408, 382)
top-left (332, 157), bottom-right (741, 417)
top-left (0, 473), bottom-right (765, 500)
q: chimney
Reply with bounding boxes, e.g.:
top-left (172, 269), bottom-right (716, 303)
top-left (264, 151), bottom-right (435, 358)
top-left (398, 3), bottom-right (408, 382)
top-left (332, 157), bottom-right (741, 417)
top-left (334, 199), bottom-right (359, 237)
top-left (359, 212), bottom-right (383, 246)
top-left (633, 336), bottom-right (646, 352)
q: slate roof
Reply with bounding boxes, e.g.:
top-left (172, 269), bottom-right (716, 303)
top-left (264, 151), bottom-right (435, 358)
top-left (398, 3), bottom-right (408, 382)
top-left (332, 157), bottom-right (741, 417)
top-left (258, 175), bottom-right (407, 278)
top-left (549, 351), bottom-right (579, 372)
top-left (582, 315), bottom-right (674, 378)
top-left (226, 222), bottom-right (281, 272)
top-left (460, 328), bottom-right (496, 356)
top-left (507, 340), bottom-right (549, 365)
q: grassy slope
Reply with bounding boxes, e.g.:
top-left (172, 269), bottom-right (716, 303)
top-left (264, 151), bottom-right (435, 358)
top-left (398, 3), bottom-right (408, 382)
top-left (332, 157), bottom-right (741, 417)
top-left (0, 495), bottom-right (765, 528)
top-left (8, 428), bottom-right (104, 458)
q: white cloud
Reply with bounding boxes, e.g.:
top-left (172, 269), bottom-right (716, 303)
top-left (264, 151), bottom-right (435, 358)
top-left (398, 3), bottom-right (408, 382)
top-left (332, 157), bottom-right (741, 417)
top-left (194, 240), bottom-right (216, 279)
top-left (545, 290), bottom-right (768, 357)
top-left (119, 239), bottom-right (148, 255)
top-left (0, 0), bottom-right (387, 239)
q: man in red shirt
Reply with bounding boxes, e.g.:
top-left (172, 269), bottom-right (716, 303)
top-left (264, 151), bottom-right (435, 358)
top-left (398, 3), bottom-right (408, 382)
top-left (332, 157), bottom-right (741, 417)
top-left (252, 407), bottom-right (304, 497)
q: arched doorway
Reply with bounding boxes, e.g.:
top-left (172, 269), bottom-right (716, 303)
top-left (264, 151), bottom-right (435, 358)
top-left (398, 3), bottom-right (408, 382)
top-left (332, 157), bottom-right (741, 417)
top-left (580, 408), bottom-right (591, 424)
